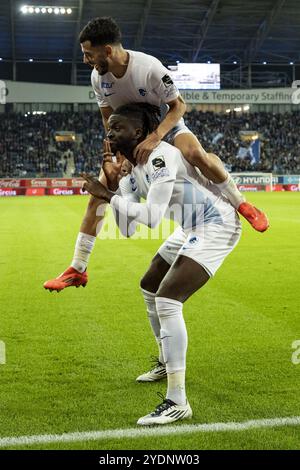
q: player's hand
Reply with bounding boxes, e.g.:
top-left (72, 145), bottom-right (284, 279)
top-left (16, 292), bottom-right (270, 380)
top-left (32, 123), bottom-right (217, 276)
top-left (119, 159), bottom-right (133, 179)
top-left (102, 139), bottom-right (125, 191)
top-left (81, 173), bottom-right (113, 202)
top-left (134, 132), bottom-right (161, 164)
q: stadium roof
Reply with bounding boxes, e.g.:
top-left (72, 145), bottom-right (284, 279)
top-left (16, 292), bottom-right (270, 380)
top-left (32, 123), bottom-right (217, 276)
top-left (0, 0), bottom-right (300, 85)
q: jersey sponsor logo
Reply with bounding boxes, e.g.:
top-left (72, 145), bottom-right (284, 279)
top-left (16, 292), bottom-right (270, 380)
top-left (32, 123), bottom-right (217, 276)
top-left (104, 92), bottom-right (116, 97)
top-left (101, 82), bottom-right (114, 89)
top-left (138, 88), bottom-right (147, 96)
top-left (162, 74), bottom-right (174, 88)
top-left (151, 156), bottom-right (166, 170)
top-left (151, 167), bottom-right (170, 182)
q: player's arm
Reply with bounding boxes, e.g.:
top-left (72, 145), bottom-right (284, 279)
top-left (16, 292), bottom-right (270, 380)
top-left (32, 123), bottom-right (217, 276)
top-left (112, 175), bottom-right (141, 237)
top-left (110, 179), bottom-right (174, 232)
top-left (134, 63), bottom-right (186, 163)
top-left (134, 96), bottom-right (186, 159)
top-left (155, 95), bottom-right (186, 140)
top-left (82, 173), bottom-right (174, 230)
top-left (82, 146), bottom-right (178, 232)
top-left (82, 159), bottom-right (176, 235)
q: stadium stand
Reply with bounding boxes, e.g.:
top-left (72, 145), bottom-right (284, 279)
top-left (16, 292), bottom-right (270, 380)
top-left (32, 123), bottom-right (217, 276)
top-left (0, 110), bottom-right (299, 178)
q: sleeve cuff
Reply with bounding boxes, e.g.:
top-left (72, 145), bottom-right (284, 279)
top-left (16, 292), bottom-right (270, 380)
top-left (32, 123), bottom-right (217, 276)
top-left (110, 194), bottom-right (120, 207)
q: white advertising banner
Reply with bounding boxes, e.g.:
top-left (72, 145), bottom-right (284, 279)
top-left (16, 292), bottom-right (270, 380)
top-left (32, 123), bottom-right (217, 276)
top-left (1, 80), bottom-right (299, 105)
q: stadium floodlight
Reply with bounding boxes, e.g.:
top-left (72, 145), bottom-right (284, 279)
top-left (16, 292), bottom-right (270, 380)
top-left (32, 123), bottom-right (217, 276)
top-left (290, 61), bottom-right (294, 65)
top-left (21, 5), bottom-right (73, 15)
top-left (263, 61), bottom-right (267, 64)
top-left (233, 60), bottom-right (237, 64)
top-left (207, 60), bottom-right (211, 64)
top-left (234, 107), bottom-right (242, 112)
top-left (0, 58), bottom-right (2, 61)
top-left (243, 105), bottom-right (250, 111)
top-left (58, 59), bottom-right (63, 62)
top-left (29, 58), bottom-right (33, 62)
top-left (225, 109), bottom-right (231, 113)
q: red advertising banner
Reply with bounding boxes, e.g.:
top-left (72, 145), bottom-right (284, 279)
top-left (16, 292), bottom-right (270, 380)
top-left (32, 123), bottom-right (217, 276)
top-left (26, 188), bottom-right (46, 196)
top-left (284, 184), bottom-right (300, 192)
top-left (272, 184), bottom-right (300, 192)
top-left (46, 187), bottom-right (87, 196)
top-left (237, 184), bottom-right (266, 192)
top-left (0, 179), bottom-right (22, 188)
top-left (1, 178), bottom-right (297, 196)
top-left (0, 188), bottom-right (25, 196)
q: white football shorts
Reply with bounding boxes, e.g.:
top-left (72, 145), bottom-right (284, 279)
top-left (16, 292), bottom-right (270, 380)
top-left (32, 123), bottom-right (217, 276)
top-left (163, 118), bottom-right (193, 144)
top-left (157, 213), bottom-right (242, 277)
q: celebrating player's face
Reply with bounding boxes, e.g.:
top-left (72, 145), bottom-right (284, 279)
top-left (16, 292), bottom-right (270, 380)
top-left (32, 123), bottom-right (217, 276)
top-left (81, 41), bottom-right (109, 75)
top-left (107, 115), bottom-right (141, 154)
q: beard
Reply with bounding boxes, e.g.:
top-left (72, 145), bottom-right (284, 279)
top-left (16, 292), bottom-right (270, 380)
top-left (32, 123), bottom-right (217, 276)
top-left (95, 60), bottom-right (109, 75)
top-left (109, 140), bottom-right (133, 156)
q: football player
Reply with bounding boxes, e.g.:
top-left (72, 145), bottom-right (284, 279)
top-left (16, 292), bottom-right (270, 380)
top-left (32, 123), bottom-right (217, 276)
top-left (44, 16), bottom-right (268, 292)
top-left (82, 103), bottom-right (242, 425)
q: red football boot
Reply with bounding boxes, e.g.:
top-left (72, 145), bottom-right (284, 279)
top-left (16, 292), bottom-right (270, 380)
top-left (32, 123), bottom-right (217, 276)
top-left (43, 267), bottom-right (88, 292)
top-left (238, 202), bottom-right (269, 232)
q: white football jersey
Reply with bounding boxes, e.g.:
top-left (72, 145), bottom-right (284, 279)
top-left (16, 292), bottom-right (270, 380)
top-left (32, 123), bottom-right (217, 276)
top-left (91, 50), bottom-right (179, 111)
top-left (129, 141), bottom-right (236, 230)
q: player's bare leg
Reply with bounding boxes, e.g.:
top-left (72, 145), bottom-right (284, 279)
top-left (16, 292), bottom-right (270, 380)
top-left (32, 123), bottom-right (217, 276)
top-left (174, 133), bottom-right (269, 232)
top-left (137, 255), bottom-right (209, 425)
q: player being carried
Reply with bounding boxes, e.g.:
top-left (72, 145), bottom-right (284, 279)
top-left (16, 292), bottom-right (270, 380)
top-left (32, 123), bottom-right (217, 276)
top-left (44, 16), bottom-right (268, 292)
top-left (81, 102), bottom-right (242, 425)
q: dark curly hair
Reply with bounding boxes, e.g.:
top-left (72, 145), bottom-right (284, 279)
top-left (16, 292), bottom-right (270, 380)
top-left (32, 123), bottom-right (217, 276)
top-left (79, 17), bottom-right (122, 46)
top-left (113, 103), bottom-right (161, 138)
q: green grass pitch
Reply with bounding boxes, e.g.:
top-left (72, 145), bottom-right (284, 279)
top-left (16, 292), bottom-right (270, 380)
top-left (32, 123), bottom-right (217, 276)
top-left (0, 192), bottom-right (299, 450)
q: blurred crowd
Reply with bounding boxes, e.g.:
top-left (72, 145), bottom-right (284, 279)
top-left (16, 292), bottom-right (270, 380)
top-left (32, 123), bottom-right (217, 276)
top-left (0, 110), bottom-right (299, 178)
top-left (185, 110), bottom-right (300, 174)
top-left (0, 111), bottom-right (104, 178)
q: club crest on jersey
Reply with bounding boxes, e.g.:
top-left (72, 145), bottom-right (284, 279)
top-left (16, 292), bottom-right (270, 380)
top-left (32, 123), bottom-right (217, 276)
top-left (151, 156), bottom-right (166, 170)
top-left (162, 74), bottom-right (174, 88)
top-left (138, 88), bottom-right (147, 96)
top-left (188, 235), bottom-right (200, 245)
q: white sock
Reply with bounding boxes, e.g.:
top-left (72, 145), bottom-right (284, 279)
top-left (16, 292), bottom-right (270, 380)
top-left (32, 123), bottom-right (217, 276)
top-left (141, 288), bottom-right (164, 364)
top-left (71, 232), bottom-right (96, 273)
top-left (155, 296), bottom-right (187, 405)
top-left (216, 173), bottom-right (245, 209)
top-left (167, 370), bottom-right (186, 406)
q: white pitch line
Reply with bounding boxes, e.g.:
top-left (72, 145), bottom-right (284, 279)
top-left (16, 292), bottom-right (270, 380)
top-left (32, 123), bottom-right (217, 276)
top-left (1, 416), bottom-right (300, 448)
